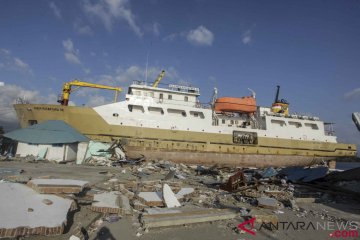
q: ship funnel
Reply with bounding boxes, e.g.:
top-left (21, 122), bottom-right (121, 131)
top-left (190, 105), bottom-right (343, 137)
top-left (274, 85), bottom-right (280, 103)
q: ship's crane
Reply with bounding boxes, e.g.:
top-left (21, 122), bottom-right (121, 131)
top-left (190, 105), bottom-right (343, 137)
top-left (152, 70), bottom-right (165, 88)
top-left (57, 80), bottom-right (122, 106)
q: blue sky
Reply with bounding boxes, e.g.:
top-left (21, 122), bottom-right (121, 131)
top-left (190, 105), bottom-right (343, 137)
top-left (0, 0), bottom-right (359, 147)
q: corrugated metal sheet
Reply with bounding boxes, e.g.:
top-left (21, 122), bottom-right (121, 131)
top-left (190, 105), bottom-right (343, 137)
top-left (4, 120), bottom-right (89, 144)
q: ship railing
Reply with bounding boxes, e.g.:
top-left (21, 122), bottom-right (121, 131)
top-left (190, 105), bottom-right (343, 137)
top-left (15, 98), bottom-right (30, 104)
top-left (324, 122), bottom-right (335, 136)
top-left (196, 103), bottom-right (211, 109)
top-left (325, 130), bottom-right (335, 136)
top-left (131, 81), bottom-right (200, 94)
top-left (132, 80), bottom-right (147, 85)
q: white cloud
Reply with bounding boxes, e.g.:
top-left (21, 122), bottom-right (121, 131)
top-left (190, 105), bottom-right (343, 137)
top-left (49, 2), bottom-right (62, 19)
top-left (64, 52), bottom-right (81, 65)
top-left (74, 19), bottom-right (94, 35)
top-left (114, 65), bottom-right (184, 85)
top-left (0, 82), bottom-right (4, 86)
top-left (152, 22), bottom-right (160, 36)
top-left (242, 30), bottom-right (252, 45)
top-left (14, 58), bottom-right (29, 69)
top-left (62, 39), bottom-right (82, 65)
top-left (0, 49), bottom-right (33, 74)
top-left (83, 0), bottom-right (142, 37)
top-left (186, 25), bottom-right (214, 46)
top-left (83, 68), bottom-right (91, 74)
top-left (145, 22), bottom-right (160, 36)
top-left (163, 33), bottom-right (178, 42)
top-left (0, 84), bottom-right (57, 122)
top-left (344, 88), bottom-right (360, 100)
top-left (87, 94), bottom-right (108, 107)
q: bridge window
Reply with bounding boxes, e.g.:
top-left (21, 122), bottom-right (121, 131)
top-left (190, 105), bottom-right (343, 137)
top-left (128, 105), bottom-right (144, 113)
top-left (168, 108), bottom-right (186, 117)
top-left (289, 121), bottom-right (302, 128)
top-left (271, 119), bottom-right (286, 127)
top-left (305, 123), bottom-right (319, 130)
top-left (190, 111), bottom-right (205, 119)
top-left (184, 96), bottom-right (188, 102)
top-left (148, 107), bottom-right (164, 115)
top-left (168, 95), bottom-right (172, 100)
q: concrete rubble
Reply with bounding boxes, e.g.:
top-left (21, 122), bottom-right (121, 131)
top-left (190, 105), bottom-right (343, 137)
top-left (27, 179), bottom-right (90, 194)
top-left (0, 182), bottom-right (76, 238)
top-left (141, 208), bottom-right (237, 229)
top-left (0, 154), bottom-right (359, 239)
top-left (91, 191), bottom-right (132, 215)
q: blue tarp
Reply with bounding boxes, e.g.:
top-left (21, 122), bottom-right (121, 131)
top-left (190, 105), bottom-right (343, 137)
top-left (4, 120), bottom-right (89, 144)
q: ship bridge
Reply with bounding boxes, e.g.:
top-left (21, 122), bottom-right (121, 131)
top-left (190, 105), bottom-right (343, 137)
top-left (127, 81), bottom-right (201, 107)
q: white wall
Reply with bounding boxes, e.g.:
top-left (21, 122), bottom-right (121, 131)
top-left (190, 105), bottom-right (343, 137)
top-left (64, 143), bottom-right (77, 162)
top-left (76, 142), bottom-right (88, 164)
top-left (16, 142), bottom-right (45, 157)
top-left (16, 142), bottom-right (81, 162)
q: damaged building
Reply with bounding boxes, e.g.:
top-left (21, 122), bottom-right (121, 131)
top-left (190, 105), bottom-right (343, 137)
top-left (4, 120), bottom-right (89, 162)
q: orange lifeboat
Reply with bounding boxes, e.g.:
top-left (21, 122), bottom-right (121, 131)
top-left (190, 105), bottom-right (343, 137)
top-left (214, 96), bottom-right (256, 113)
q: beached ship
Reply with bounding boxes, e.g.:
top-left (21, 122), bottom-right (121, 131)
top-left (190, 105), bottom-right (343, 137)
top-left (13, 73), bottom-right (357, 167)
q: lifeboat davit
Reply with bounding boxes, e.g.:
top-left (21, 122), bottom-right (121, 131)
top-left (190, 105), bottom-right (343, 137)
top-left (214, 97), bottom-right (256, 113)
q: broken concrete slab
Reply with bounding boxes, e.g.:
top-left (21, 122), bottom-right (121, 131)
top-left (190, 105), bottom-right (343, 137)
top-left (144, 208), bottom-right (182, 215)
top-left (91, 191), bottom-right (131, 215)
top-left (91, 191), bottom-right (121, 214)
top-left (141, 208), bottom-right (237, 229)
top-left (138, 186), bottom-right (194, 207)
top-left (257, 197), bottom-right (279, 209)
top-left (175, 187), bottom-right (195, 200)
top-left (0, 183), bottom-right (76, 238)
top-left (163, 184), bottom-right (181, 208)
top-left (138, 192), bottom-right (164, 207)
top-left (27, 179), bottom-right (89, 194)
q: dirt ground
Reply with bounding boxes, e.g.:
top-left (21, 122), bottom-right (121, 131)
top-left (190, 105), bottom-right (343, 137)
top-left (0, 161), bottom-right (359, 240)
